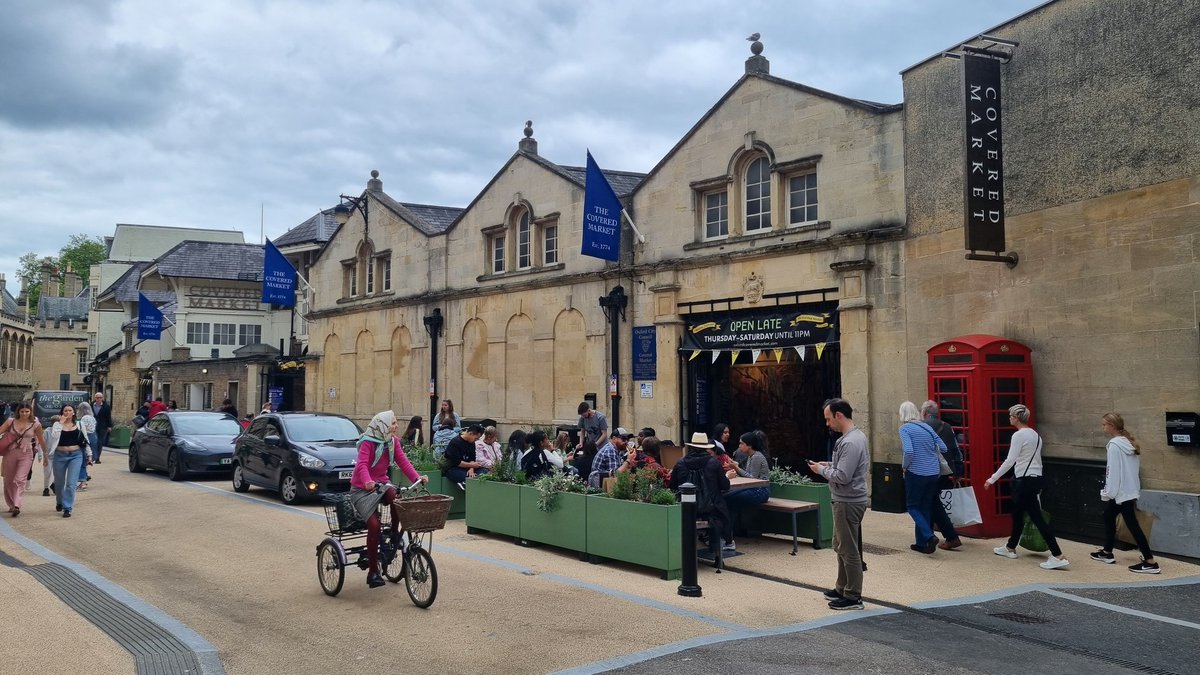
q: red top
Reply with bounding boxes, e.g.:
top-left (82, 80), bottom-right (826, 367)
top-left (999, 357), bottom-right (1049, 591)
top-left (351, 436), bottom-right (420, 489)
top-left (148, 401), bottom-right (168, 418)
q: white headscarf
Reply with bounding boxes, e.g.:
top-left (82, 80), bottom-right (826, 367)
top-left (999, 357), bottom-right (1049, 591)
top-left (364, 410), bottom-right (396, 443)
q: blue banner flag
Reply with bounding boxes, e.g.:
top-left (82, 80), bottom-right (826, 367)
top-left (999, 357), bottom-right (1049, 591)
top-left (137, 293), bottom-right (164, 340)
top-left (261, 239), bottom-right (298, 307)
top-left (581, 150), bottom-right (623, 261)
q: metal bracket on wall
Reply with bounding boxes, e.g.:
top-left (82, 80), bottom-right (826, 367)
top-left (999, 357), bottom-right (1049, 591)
top-left (965, 251), bottom-right (1019, 268)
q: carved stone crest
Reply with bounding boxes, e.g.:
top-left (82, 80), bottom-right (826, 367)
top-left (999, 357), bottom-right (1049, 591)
top-left (743, 272), bottom-right (764, 304)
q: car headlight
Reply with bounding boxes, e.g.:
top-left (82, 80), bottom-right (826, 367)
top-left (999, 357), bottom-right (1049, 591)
top-left (297, 453), bottom-right (325, 469)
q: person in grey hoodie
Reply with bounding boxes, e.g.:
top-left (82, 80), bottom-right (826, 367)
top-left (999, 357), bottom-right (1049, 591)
top-left (1090, 413), bottom-right (1160, 574)
top-left (808, 398), bottom-right (869, 611)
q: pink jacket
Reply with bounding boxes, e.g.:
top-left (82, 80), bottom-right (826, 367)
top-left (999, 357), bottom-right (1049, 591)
top-left (351, 437), bottom-right (420, 489)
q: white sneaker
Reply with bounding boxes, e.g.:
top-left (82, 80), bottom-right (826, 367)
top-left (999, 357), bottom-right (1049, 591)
top-left (993, 546), bottom-right (1017, 559)
top-left (1040, 555), bottom-right (1069, 570)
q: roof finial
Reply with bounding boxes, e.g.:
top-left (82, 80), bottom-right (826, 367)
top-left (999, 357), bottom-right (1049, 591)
top-left (745, 33), bottom-right (768, 75)
top-left (367, 169), bottom-right (382, 191)
top-left (519, 120), bottom-right (538, 155)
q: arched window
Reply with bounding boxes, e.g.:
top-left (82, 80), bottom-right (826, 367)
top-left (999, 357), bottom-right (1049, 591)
top-left (516, 210), bottom-right (532, 270)
top-left (744, 156), bottom-right (771, 232)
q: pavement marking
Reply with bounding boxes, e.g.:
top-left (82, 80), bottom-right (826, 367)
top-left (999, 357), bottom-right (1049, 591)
top-left (909, 574), bottom-right (1200, 610)
top-left (0, 518), bottom-right (226, 675)
top-left (182, 479), bottom-right (749, 631)
top-left (1038, 588), bottom-right (1200, 630)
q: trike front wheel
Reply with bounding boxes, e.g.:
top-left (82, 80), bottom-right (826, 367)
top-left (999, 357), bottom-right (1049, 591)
top-left (404, 546), bottom-right (437, 608)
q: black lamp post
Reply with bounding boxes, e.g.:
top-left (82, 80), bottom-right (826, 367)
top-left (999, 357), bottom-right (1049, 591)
top-left (332, 173), bottom-right (374, 232)
top-left (598, 285), bottom-right (627, 429)
top-left (423, 308), bottom-right (444, 444)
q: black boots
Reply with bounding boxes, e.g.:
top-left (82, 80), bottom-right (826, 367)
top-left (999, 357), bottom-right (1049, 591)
top-left (366, 570), bottom-right (385, 588)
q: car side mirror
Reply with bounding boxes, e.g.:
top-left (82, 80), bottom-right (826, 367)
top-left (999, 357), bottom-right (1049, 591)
top-left (264, 434), bottom-right (282, 446)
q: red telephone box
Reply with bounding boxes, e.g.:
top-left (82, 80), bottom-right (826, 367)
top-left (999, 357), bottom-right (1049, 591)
top-left (927, 335), bottom-right (1034, 537)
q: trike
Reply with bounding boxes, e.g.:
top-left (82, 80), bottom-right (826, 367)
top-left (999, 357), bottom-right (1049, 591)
top-left (316, 484), bottom-right (451, 606)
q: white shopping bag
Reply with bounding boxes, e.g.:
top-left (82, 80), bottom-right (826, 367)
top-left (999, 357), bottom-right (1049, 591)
top-left (940, 486), bottom-right (983, 527)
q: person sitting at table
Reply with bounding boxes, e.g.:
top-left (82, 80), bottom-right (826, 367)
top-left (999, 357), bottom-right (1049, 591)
top-left (520, 430), bottom-right (565, 480)
top-left (708, 442), bottom-right (739, 478)
top-left (443, 424), bottom-right (485, 489)
top-left (569, 439), bottom-right (596, 480)
top-left (670, 433), bottom-right (731, 556)
top-left (723, 430), bottom-right (772, 552)
top-left (587, 428), bottom-right (631, 489)
top-left (475, 426), bottom-right (503, 470)
top-left (617, 435), bottom-right (670, 484)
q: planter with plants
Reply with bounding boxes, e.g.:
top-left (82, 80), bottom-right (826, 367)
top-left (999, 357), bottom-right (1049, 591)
top-left (464, 450), bottom-right (524, 537)
top-left (517, 469), bottom-right (590, 552)
top-left (390, 444), bottom-right (467, 519)
top-left (585, 467), bottom-right (683, 580)
top-left (753, 466), bottom-right (833, 548)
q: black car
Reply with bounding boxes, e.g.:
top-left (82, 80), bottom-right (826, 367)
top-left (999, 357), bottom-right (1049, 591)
top-left (232, 412), bottom-right (362, 505)
top-left (128, 411), bottom-right (242, 481)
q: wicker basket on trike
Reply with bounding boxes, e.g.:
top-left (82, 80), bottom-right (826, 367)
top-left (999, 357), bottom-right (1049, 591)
top-left (395, 493), bottom-right (452, 533)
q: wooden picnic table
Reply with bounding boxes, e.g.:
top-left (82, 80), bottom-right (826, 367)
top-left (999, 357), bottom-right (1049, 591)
top-left (727, 476), bottom-right (768, 492)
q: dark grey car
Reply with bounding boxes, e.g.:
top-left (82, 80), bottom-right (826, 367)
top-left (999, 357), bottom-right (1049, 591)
top-left (128, 411), bottom-right (242, 481)
top-left (231, 412), bottom-right (361, 505)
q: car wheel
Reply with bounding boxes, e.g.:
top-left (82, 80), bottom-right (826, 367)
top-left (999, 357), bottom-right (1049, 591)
top-left (129, 444), bottom-right (146, 473)
top-left (167, 449), bottom-right (185, 481)
top-left (279, 471), bottom-right (301, 505)
top-left (232, 463), bottom-right (250, 492)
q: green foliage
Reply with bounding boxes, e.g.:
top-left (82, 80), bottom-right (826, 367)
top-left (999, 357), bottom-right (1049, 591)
top-left (402, 443), bottom-right (436, 467)
top-left (17, 235), bottom-right (105, 309)
top-left (650, 488), bottom-right (677, 505)
top-left (480, 447), bottom-right (526, 485)
top-left (532, 468), bottom-right (586, 512)
top-left (611, 469), bottom-right (634, 500)
top-left (609, 466), bottom-right (668, 503)
top-left (770, 465), bottom-right (814, 485)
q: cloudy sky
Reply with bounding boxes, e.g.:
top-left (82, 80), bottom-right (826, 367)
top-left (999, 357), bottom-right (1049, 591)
top-left (0, 0), bottom-right (1045, 292)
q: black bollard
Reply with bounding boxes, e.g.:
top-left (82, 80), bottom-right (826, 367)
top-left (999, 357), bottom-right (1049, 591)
top-left (677, 482), bottom-right (702, 597)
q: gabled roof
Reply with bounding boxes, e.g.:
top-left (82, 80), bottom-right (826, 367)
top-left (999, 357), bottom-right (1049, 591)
top-left (2, 287), bottom-right (22, 319)
top-left (445, 150), bottom-right (647, 233)
top-left (152, 241), bottom-right (266, 281)
top-left (275, 207), bottom-right (341, 248)
top-left (98, 262), bottom-right (173, 304)
top-left (632, 71), bottom-right (901, 198)
top-left (372, 191), bottom-right (464, 236)
top-left (37, 292), bottom-right (90, 321)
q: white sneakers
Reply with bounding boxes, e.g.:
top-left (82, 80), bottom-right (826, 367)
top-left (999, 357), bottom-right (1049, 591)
top-left (993, 546), bottom-right (1017, 559)
top-left (1039, 555), bottom-right (1070, 570)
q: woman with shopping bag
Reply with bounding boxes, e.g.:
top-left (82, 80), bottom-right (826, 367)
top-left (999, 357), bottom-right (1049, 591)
top-left (985, 404), bottom-right (1069, 570)
top-left (898, 401), bottom-right (962, 553)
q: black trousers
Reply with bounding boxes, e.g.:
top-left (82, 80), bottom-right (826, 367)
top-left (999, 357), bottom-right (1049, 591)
top-left (1103, 499), bottom-right (1154, 560)
top-left (1006, 476), bottom-right (1062, 557)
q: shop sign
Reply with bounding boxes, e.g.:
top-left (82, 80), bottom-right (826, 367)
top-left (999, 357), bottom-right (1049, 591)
top-left (963, 53), bottom-right (1006, 253)
top-left (681, 304), bottom-right (837, 352)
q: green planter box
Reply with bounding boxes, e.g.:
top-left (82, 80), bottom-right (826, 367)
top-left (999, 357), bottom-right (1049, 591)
top-left (585, 496), bottom-right (681, 579)
top-left (465, 479), bottom-right (521, 537)
top-left (108, 425), bottom-right (131, 449)
top-left (760, 482), bottom-right (833, 548)
top-left (518, 486), bottom-right (587, 552)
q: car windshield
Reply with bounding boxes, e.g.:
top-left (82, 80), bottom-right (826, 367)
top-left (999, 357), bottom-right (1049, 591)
top-left (282, 416), bottom-right (361, 442)
top-left (173, 416), bottom-right (243, 436)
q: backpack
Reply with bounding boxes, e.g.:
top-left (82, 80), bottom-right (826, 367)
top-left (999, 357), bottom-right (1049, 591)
top-left (521, 449), bottom-right (552, 480)
top-left (687, 464), bottom-right (718, 516)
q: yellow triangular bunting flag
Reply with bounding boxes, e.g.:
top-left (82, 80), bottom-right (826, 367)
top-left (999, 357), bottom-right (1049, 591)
top-left (773, 349), bottom-right (783, 363)
top-left (730, 350), bottom-right (741, 364)
top-left (689, 350), bottom-right (701, 361)
top-left (815, 343), bottom-right (826, 360)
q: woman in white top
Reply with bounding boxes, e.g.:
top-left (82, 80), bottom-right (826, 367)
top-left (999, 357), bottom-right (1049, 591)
top-left (475, 426), bottom-right (503, 470)
top-left (984, 404), bottom-right (1068, 569)
top-left (1091, 413), bottom-right (1159, 573)
top-left (76, 401), bottom-right (99, 491)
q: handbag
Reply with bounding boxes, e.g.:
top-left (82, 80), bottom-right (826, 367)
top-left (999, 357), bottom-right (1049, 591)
top-left (1019, 508), bottom-right (1052, 552)
top-left (940, 486), bottom-right (984, 527)
top-left (1009, 435), bottom-right (1042, 502)
top-left (937, 453), bottom-right (953, 477)
top-left (0, 429), bottom-right (15, 457)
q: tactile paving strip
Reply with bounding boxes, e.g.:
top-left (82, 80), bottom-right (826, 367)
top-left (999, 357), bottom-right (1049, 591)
top-left (20, 560), bottom-right (207, 675)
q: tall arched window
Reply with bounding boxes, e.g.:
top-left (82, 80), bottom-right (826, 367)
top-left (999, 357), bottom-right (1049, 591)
top-left (745, 156), bottom-right (772, 232)
top-left (516, 211), bottom-right (532, 270)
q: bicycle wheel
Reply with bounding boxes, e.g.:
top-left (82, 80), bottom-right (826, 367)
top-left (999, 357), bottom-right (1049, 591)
top-left (382, 532), bottom-right (406, 583)
top-left (403, 546), bottom-right (438, 608)
top-left (317, 541), bottom-right (345, 597)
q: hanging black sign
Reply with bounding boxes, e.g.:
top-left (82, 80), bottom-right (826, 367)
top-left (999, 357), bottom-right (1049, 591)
top-left (681, 304), bottom-right (837, 351)
top-left (963, 54), bottom-right (1006, 253)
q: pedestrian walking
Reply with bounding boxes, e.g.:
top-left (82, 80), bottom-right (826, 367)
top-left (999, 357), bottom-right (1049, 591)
top-left (899, 401), bottom-right (961, 553)
top-left (48, 404), bottom-right (92, 518)
top-left (39, 415), bottom-right (58, 497)
top-left (76, 402), bottom-right (98, 491)
top-left (808, 398), bottom-right (869, 610)
top-left (1091, 413), bottom-right (1160, 574)
top-left (985, 403), bottom-right (1069, 569)
top-left (1, 402), bottom-right (44, 517)
top-left (92, 392), bottom-right (112, 464)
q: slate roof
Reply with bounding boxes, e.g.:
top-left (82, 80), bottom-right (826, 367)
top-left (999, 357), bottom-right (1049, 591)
top-left (154, 241), bottom-right (265, 281)
top-left (101, 263), bottom-right (174, 304)
top-left (2, 287), bottom-right (22, 319)
top-left (522, 152), bottom-right (646, 198)
top-left (37, 291), bottom-right (90, 321)
top-left (275, 208), bottom-right (341, 247)
top-left (372, 191), bottom-right (464, 236)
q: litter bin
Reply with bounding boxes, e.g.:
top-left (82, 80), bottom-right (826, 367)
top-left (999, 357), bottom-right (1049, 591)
top-left (870, 463), bottom-right (905, 513)
top-left (109, 425), bottom-right (132, 450)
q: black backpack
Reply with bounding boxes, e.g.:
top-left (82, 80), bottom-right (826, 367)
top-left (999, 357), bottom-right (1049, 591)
top-left (521, 449), bottom-right (552, 480)
top-left (687, 465), bottom-right (718, 516)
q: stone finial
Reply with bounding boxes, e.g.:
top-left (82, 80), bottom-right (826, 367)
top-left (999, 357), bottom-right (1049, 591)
top-left (746, 33), bottom-right (769, 75)
top-left (367, 169), bottom-right (382, 192)
top-left (519, 120), bottom-right (538, 155)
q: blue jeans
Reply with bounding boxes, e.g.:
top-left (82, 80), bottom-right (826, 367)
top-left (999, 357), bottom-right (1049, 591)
top-left (724, 486), bottom-right (770, 541)
top-left (53, 450), bottom-right (84, 510)
top-left (905, 471), bottom-right (941, 545)
top-left (445, 467), bottom-right (489, 484)
top-left (78, 434), bottom-right (96, 482)
top-left (95, 429), bottom-right (109, 461)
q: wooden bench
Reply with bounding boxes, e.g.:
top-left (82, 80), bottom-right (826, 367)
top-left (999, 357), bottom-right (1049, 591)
top-left (755, 498), bottom-right (820, 555)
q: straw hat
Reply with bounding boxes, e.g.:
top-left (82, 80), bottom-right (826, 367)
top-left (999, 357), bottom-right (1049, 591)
top-left (685, 432), bottom-right (714, 449)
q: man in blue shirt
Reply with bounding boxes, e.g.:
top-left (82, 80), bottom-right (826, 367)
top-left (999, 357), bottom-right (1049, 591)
top-left (587, 427), bottom-right (631, 488)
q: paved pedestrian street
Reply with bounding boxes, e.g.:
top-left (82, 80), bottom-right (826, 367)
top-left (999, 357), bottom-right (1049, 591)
top-left (1, 452), bottom-right (1197, 674)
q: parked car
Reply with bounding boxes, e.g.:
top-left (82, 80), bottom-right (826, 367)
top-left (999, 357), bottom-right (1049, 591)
top-left (128, 411), bottom-right (242, 481)
top-left (231, 412), bottom-right (362, 505)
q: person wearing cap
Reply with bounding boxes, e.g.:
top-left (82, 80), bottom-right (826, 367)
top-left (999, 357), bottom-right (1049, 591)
top-left (587, 427), bottom-right (630, 488)
top-left (577, 402), bottom-right (609, 448)
top-left (443, 424), bottom-right (486, 490)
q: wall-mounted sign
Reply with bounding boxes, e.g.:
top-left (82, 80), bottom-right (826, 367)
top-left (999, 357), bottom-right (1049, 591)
top-left (963, 53), bottom-right (1006, 253)
top-left (632, 325), bottom-right (657, 381)
top-left (187, 285), bottom-right (261, 311)
top-left (681, 303), bottom-right (837, 352)
top-left (640, 382), bottom-right (653, 398)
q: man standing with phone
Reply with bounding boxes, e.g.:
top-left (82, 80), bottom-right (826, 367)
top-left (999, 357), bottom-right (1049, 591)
top-left (808, 398), bottom-right (869, 610)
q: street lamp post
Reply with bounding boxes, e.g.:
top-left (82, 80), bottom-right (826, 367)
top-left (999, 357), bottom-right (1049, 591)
top-left (423, 308), bottom-right (444, 444)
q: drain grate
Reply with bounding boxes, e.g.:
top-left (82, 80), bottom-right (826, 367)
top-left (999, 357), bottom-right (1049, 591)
top-left (989, 612), bottom-right (1054, 625)
top-left (861, 543), bottom-right (901, 556)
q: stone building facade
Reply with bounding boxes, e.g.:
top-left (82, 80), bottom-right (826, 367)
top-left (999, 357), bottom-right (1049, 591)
top-left (0, 274), bottom-right (34, 402)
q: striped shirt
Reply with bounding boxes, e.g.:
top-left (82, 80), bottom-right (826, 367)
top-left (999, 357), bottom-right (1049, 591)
top-left (900, 421), bottom-right (946, 477)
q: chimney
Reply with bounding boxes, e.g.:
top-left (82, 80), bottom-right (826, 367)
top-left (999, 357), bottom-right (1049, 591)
top-left (40, 260), bottom-right (60, 298)
top-left (367, 169), bottom-right (382, 192)
top-left (0, 273), bottom-right (6, 298)
top-left (64, 264), bottom-right (82, 297)
top-left (745, 35), bottom-right (769, 75)
top-left (518, 120), bottom-right (538, 155)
